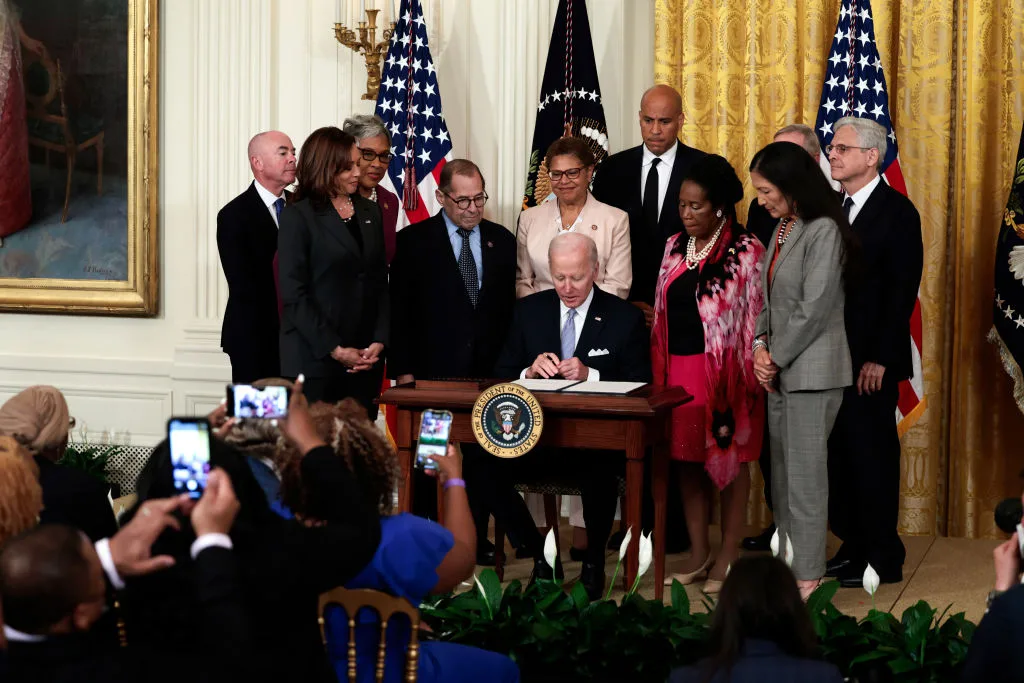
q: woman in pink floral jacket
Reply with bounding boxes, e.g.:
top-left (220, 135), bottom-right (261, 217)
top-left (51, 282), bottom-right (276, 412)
top-left (652, 154), bottom-right (765, 593)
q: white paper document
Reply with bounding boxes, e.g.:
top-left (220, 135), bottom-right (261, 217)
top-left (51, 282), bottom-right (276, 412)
top-left (561, 381), bottom-right (646, 395)
top-left (513, 378), bottom-right (583, 391)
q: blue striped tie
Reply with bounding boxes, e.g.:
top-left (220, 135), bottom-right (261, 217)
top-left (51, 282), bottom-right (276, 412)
top-left (560, 308), bottom-right (577, 360)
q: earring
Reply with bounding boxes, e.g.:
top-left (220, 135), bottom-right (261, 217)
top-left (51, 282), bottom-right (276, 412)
top-left (715, 209), bottom-right (722, 218)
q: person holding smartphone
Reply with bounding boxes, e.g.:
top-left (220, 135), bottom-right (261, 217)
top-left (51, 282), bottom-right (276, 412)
top-left (277, 400), bottom-right (520, 683)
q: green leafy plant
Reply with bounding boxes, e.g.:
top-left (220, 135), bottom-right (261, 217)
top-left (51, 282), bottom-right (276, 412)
top-left (58, 443), bottom-right (119, 484)
top-left (422, 572), bottom-right (975, 683)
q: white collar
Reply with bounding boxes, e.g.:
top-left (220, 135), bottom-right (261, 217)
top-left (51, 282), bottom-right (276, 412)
top-left (642, 141), bottom-right (678, 169)
top-left (253, 180), bottom-right (285, 208)
top-left (845, 174), bottom-right (881, 209)
top-left (4, 624), bottom-right (47, 643)
top-left (559, 286), bottom-right (595, 319)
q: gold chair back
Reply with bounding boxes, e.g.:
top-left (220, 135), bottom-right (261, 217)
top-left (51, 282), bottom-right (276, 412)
top-left (318, 587), bottom-right (421, 683)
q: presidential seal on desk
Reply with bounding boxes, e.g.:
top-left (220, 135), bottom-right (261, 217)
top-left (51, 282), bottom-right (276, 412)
top-left (472, 382), bottom-right (544, 458)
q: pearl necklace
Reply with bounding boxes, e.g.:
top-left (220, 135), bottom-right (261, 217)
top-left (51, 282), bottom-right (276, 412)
top-left (369, 187), bottom-right (377, 203)
top-left (776, 216), bottom-right (797, 246)
top-left (335, 195), bottom-right (354, 221)
top-left (685, 219), bottom-right (724, 269)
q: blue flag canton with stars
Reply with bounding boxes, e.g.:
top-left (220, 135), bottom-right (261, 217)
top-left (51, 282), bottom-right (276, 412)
top-left (375, 0), bottom-right (452, 193)
top-left (814, 0), bottom-right (898, 172)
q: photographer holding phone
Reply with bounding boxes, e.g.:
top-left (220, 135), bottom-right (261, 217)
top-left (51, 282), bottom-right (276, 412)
top-left (961, 485), bottom-right (1024, 683)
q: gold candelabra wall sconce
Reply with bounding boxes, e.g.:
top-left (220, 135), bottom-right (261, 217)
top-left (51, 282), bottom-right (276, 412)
top-left (334, 9), bottom-right (396, 101)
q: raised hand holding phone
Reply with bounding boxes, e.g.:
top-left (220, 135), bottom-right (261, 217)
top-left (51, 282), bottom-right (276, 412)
top-left (425, 444), bottom-right (462, 485)
top-left (415, 409), bottom-right (453, 472)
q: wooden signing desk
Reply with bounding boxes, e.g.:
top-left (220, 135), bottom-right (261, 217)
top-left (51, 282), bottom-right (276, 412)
top-left (379, 380), bottom-right (691, 599)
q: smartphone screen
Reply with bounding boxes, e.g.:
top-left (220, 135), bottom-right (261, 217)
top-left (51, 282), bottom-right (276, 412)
top-left (169, 418), bottom-right (212, 499)
top-left (228, 384), bottom-right (290, 419)
top-left (415, 409), bottom-right (453, 471)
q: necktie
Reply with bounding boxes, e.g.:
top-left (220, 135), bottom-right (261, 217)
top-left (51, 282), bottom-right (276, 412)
top-left (457, 228), bottom-right (479, 307)
top-left (642, 157), bottom-right (661, 231)
top-left (273, 197), bottom-right (285, 222)
top-left (842, 196), bottom-right (855, 220)
top-left (560, 308), bottom-right (577, 361)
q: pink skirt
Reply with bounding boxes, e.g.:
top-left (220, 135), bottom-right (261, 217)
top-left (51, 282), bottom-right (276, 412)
top-left (668, 354), bottom-right (708, 462)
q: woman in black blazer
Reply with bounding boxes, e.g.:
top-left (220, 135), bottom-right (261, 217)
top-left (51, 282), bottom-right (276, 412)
top-left (278, 127), bottom-right (389, 414)
top-left (669, 556), bottom-right (843, 683)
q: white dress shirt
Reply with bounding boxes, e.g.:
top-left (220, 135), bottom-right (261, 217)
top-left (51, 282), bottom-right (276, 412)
top-left (843, 174), bottom-right (881, 224)
top-left (253, 180), bottom-right (286, 228)
top-left (520, 287), bottom-right (601, 380)
top-left (640, 142), bottom-right (678, 221)
top-left (94, 534), bottom-right (234, 590)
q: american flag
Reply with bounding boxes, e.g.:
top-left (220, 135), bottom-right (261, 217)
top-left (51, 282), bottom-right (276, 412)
top-left (814, 0), bottom-right (926, 435)
top-left (374, 0), bottom-right (452, 231)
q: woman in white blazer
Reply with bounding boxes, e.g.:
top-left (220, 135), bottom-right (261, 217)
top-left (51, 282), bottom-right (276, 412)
top-left (516, 137), bottom-right (632, 300)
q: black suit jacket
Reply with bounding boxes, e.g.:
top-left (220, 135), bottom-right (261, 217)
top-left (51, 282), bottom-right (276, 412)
top-left (4, 547), bottom-right (249, 683)
top-left (844, 180), bottom-right (923, 380)
top-left (961, 583), bottom-right (1024, 683)
top-left (35, 457), bottom-right (117, 543)
top-left (746, 198), bottom-right (778, 249)
top-left (124, 440), bottom-right (381, 683)
top-left (389, 212), bottom-right (516, 380)
top-left (591, 140), bottom-right (705, 304)
top-left (495, 286), bottom-right (652, 383)
top-left (217, 182), bottom-right (282, 379)
top-left (278, 195), bottom-right (389, 378)
top-left (669, 640), bottom-right (844, 683)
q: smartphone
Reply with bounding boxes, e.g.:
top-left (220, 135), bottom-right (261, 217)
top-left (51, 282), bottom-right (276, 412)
top-left (226, 384), bottom-right (290, 420)
top-left (415, 409), bottom-right (454, 471)
top-left (168, 417), bottom-right (212, 499)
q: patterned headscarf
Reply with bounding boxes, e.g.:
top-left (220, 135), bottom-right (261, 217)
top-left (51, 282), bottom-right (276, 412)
top-left (0, 385), bottom-right (71, 457)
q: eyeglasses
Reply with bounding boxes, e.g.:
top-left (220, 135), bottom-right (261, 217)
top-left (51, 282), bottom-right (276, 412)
top-left (444, 192), bottom-right (488, 210)
top-left (358, 148), bottom-right (394, 164)
top-left (548, 167), bottom-right (585, 182)
top-left (825, 144), bottom-right (871, 155)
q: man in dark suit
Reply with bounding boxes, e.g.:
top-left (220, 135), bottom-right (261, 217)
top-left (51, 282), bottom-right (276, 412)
top-left (742, 123), bottom-right (824, 553)
top-left (469, 232), bottom-right (651, 600)
top-left (825, 116), bottom-right (923, 588)
top-left (389, 160), bottom-right (516, 558)
top-left (591, 84), bottom-right (705, 314)
top-left (217, 131), bottom-right (296, 383)
top-left (591, 85), bottom-right (703, 553)
top-left (1, 472), bottom-right (249, 683)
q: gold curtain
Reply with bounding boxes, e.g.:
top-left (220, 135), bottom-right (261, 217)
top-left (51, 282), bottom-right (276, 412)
top-left (655, 0), bottom-right (1024, 537)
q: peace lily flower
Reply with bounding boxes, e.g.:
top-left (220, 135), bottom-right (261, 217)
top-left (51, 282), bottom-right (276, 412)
top-left (628, 531), bottom-right (654, 595)
top-left (770, 528), bottom-right (780, 557)
top-left (605, 526), bottom-right (633, 600)
top-left (783, 534), bottom-right (794, 568)
top-left (863, 563), bottom-right (880, 612)
top-left (543, 527), bottom-right (558, 573)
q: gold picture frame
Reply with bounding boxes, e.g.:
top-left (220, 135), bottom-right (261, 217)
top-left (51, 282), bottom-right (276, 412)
top-left (0, 0), bottom-right (158, 315)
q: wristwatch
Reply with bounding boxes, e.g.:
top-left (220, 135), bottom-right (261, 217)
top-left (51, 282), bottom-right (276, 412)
top-left (986, 589), bottom-right (1005, 608)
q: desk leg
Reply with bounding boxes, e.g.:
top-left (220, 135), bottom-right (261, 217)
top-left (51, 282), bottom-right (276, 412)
top-left (623, 421), bottom-right (644, 593)
top-left (396, 408), bottom-right (414, 513)
top-left (652, 442), bottom-right (669, 600)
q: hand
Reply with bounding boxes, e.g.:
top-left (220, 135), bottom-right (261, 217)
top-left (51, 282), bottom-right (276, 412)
top-left (994, 537), bottom-right (1022, 591)
top-left (753, 347), bottom-right (778, 392)
top-left (632, 301), bottom-right (655, 329)
top-left (557, 357), bottom-right (589, 381)
top-left (526, 352), bottom-right (561, 379)
top-left (277, 376), bottom-right (327, 455)
top-left (425, 444), bottom-right (463, 485)
top-left (190, 468), bottom-right (240, 536)
top-left (207, 401), bottom-right (237, 440)
top-left (396, 374), bottom-right (415, 386)
top-left (109, 495), bottom-right (192, 578)
top-left (857, 362), bottom-right (886, 396)
top-left (361, 342), bottom-right (384, 364)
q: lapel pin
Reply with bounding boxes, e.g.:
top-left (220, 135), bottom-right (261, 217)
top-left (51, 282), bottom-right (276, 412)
top-left (487, 241), bottom-right (494, 248)
top-left (594, 316), bottom-right (602, 321)
top-left (590, 224), bottom-right (598, 230)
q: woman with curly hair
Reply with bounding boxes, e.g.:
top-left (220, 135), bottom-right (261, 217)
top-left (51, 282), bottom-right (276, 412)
top-left (652, 154), bottom-right (766, 593)
top-left (278, 399), bottom-right (520, 683)
top-left (0, 435), bottom-right (42, 545)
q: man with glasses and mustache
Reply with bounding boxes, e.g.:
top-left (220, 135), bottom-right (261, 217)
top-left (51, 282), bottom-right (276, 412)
top-left (389, 159), bottom-right (516, 562)
top-left (343, 115), bottom-right (400, 265)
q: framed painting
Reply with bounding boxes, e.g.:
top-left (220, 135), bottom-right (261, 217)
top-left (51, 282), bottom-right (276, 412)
top-left (0, 0), bottom-right (157, 315)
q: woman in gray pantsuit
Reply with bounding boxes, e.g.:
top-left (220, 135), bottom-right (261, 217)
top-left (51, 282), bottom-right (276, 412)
top-left (748, 142), bottom-right (855, 600)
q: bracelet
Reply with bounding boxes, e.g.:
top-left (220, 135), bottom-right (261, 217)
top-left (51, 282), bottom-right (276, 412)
top-left (443, 478), bottom-right (466, 491)
top-left (752, 338), bottom-right (768, 353)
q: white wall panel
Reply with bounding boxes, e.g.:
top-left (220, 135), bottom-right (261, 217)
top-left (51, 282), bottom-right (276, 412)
top-left (0, 0), bottom-right (654, 447)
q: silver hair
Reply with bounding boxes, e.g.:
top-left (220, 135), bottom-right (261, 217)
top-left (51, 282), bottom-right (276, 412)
top-left (833, 116), bottom-right (888, 171)
top-left (342, 114), bottom-right (391, 145)
top-left (548, 231), bottom-right (599, 270)
top-left (774, 124), bottom-right (821, 158)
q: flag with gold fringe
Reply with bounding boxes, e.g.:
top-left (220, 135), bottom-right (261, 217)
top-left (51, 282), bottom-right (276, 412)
top-left (990, 119), bottom-right (1024, 414)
